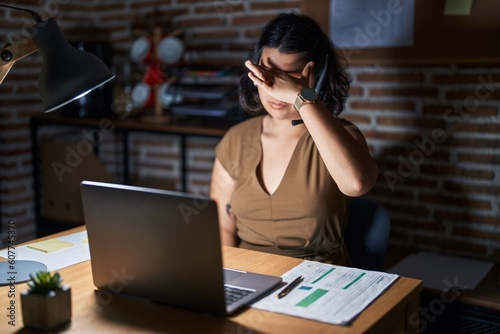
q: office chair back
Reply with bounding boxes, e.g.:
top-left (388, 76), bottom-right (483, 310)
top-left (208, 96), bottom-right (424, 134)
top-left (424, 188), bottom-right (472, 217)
top-left (344, 198), bottom-right (391, 271)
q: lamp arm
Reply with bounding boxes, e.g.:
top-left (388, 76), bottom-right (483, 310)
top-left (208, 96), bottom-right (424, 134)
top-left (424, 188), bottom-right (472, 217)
top-left (0, 37), bottom-right (38, 85)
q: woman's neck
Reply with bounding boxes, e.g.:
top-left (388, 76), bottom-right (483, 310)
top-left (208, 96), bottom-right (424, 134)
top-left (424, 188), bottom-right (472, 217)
top-left (262, 114), bottom-right (307, 139)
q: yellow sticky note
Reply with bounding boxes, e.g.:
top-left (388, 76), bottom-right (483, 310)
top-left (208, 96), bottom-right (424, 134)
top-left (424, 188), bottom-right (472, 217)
top-left (444, 0), bottom-right (473, 16)
top-left (27, 239), bottom-right (74, 253)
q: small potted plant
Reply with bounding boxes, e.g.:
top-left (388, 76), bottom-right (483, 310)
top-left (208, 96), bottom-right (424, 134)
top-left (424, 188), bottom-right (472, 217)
top-left (21, 271), bottom-right (72, 331)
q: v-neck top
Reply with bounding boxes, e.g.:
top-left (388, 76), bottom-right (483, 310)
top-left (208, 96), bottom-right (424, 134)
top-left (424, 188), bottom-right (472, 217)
top-left (215, 115), bottom-right (357, 264)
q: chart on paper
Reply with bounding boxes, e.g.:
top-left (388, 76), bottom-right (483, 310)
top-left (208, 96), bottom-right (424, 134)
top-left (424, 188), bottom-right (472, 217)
top-left (252, 260), bottom-right (399, 325)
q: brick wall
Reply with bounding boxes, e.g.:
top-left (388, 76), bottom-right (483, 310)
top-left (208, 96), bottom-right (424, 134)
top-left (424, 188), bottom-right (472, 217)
top-left (346, 66), bottom-right (500, 259)
top-left (1, 1), bottom-right (499, 261)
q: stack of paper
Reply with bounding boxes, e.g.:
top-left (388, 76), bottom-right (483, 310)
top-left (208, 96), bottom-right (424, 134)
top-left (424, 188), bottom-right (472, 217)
top-left (0, 231), bottom-right (90, 271)
top-left (388, 251), bottom-right (494, 291)
top-left (252, 260), bottom-right (399, 325)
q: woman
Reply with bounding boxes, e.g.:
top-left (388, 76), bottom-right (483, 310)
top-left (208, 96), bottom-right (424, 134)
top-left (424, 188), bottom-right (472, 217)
top-left (210, 13), bottom-right (378, 264)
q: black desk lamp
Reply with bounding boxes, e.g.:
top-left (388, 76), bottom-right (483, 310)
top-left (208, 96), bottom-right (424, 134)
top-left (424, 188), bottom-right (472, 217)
top-left (0, 4), bottom-right (115, 112)
top-left (0, 4), bottom-right (115, 284)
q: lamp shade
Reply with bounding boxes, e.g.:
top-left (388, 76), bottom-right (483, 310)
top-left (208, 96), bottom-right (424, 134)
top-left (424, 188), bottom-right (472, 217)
top-left (30, 18), bottom-right (115, 112)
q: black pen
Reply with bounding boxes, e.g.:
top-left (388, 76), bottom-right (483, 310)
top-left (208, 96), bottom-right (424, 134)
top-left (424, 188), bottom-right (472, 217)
top-left (277, 275), bottom-right (304, 299)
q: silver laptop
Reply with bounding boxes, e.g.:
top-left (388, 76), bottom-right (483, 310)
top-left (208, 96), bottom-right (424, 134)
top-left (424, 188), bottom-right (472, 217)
top-left (80, 180), bottom-right (282, 315)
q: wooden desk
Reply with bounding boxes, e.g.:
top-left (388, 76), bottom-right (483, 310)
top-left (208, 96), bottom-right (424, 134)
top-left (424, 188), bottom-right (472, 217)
top-left (456, 264), bottom-right (500, 310)
top-left (386, 245), bottom-right (500, 311)
top-left (0, 227), bottom-right (422, 333)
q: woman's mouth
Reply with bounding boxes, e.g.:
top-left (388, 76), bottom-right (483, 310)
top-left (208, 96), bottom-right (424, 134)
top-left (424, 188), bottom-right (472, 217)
top-left (269, 101), bottom-right (288, 109)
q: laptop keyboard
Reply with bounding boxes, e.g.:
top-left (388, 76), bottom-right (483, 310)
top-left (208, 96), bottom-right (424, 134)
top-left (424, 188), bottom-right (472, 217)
top-left (224, 285), bottom-right (255, 306)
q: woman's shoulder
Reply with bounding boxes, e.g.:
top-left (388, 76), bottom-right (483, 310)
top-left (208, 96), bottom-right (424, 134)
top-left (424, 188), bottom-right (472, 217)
top-left (215, 115), bottom-right (263, 169)
top-left (216, 115), bottom-right (262, 152)
top-left (336, 117), bottom-right (362, 134)
top-left (224, 115), bottom-right (263, 137)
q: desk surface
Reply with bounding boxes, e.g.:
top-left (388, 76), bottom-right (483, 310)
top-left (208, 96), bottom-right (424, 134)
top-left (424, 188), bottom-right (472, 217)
top-left (386, 246), bottom-right (500, 311)
top-left (0, 227), bottom-right (422, 334)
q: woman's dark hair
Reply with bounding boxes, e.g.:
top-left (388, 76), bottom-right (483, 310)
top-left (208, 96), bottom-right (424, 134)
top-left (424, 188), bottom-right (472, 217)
top-left (239, 12), bottom-right (350, 116)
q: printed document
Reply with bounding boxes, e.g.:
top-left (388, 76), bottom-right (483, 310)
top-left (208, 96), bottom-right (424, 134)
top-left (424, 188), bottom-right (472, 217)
top-left (0, 231), bottom-right (89, 271)
top-left (252, 260), bottom-right (399, 325)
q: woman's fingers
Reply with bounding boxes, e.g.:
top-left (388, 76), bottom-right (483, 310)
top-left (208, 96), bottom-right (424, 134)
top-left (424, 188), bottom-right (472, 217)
top-left (302, 61), bottom-right (315, 88)
top-left (245, 60), bottom-right (273, 85)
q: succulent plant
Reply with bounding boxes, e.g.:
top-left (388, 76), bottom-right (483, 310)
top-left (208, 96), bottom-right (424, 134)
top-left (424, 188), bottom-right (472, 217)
top-left (27, 271), bottom-right (63, 295)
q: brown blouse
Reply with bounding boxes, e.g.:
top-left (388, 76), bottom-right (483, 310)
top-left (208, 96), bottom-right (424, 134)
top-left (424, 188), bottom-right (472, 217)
top-left (215, 115), bottom-right (361, 264)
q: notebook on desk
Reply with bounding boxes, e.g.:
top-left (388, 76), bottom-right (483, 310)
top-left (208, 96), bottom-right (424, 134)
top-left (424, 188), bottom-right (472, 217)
top-left (80, 180), bottom-right (282, 315)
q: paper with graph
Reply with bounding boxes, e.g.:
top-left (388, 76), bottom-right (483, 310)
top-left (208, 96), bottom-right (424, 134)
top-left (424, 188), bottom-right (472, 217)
top-left (252, 260), bottom-right (399, 325)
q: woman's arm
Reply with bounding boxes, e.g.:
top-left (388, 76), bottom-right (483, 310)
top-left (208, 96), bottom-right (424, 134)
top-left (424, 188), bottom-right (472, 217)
top-left (298, 101), bottom-right (378, 196)
top-left (210, 158), bottom-right (238, 246)
top-left (247, 60), bottom-right (378, 196)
